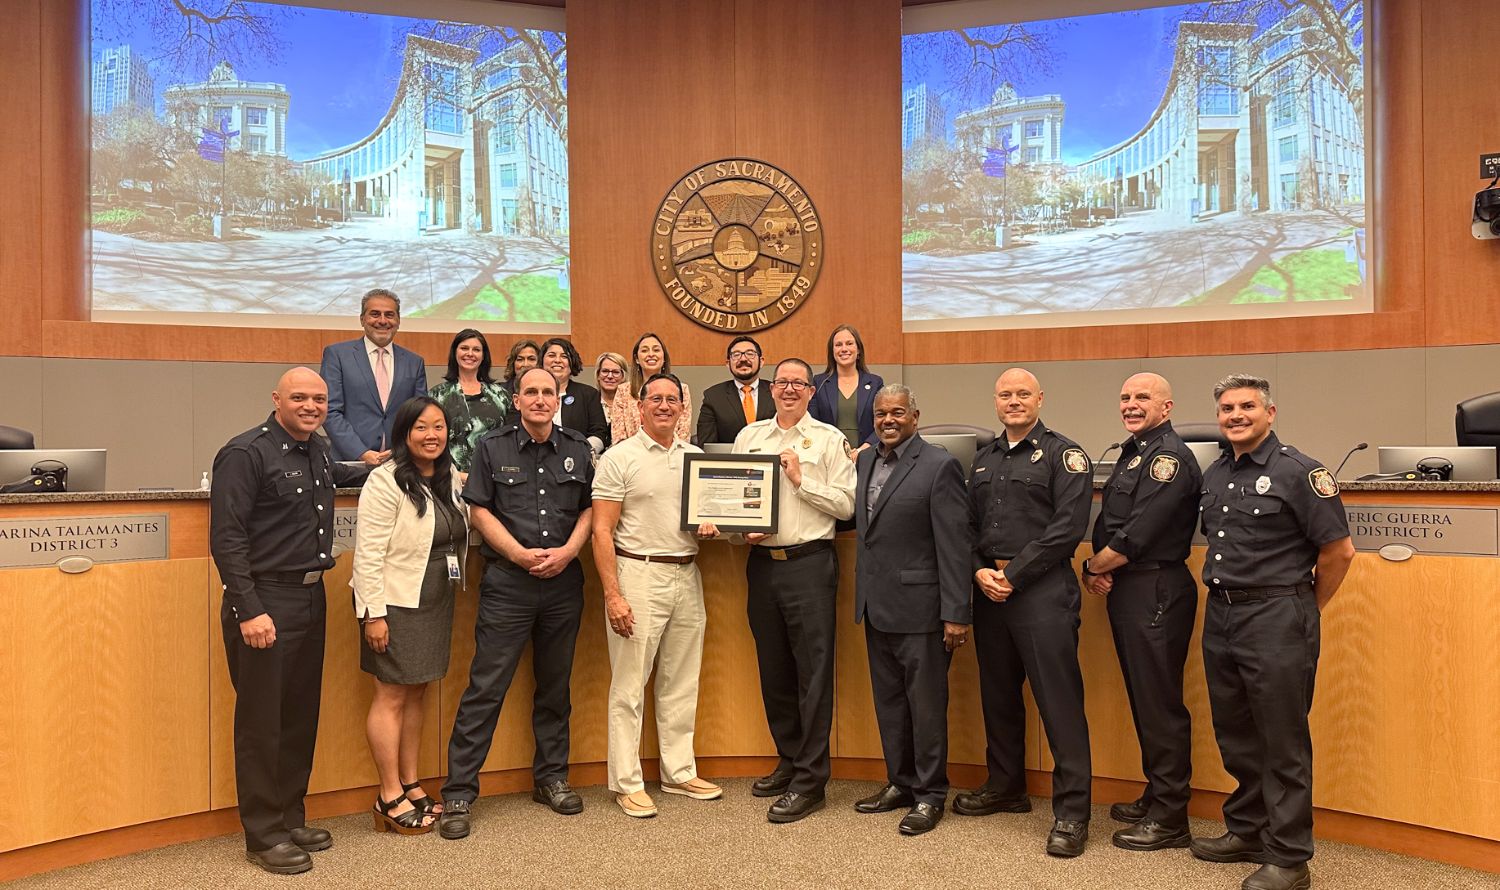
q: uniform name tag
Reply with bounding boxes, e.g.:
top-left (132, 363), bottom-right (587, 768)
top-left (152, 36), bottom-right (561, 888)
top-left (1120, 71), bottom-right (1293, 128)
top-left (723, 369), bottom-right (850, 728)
top-left (501, 466), bottom-right (521, 473)
top-left (284, 470), bottom-right (303, 478)
top-left (446, 553), bottom-right (461, 580)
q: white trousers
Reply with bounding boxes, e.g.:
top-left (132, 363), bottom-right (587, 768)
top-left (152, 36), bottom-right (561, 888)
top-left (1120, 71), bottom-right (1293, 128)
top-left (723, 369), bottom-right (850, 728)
top-left (605, 558), bottom-right (706, 794)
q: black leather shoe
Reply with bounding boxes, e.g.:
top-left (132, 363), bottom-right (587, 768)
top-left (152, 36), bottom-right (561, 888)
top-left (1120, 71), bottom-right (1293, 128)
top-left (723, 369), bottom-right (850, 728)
top-left (1046, 820), bottom-right (1089, 857)
top-left (288, 826), bottom-right (332, 852)
top-left (533, 780), bottom-right (584, 815)
top-left (244, 842), bottom-right (312, 875)
top-left (767, 791), bottom-right (825, 823)
top-left (854, 783), bottom-right (915, 814)
top-left (1242, 863), bottom-right (1311, 890)
top-left (1109, 797), bottom-right (1148, 823)
top-left (751, 764), bottom-right (795, 798)
top-left (1112, 819), bottom-right (1191, 851)
top-left (953, 786), bottom-right (1032, 816)
top-left (438, 799), bottom-right (472, 840)
top-left (898, 802), bottom-right (943, 835)
top-left (1191, 831), bottom-right (1266, 863)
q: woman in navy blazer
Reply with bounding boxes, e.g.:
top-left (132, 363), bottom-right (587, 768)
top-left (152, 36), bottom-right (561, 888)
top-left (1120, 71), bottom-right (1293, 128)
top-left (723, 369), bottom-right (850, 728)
top-left (810, 324), bottom-right (883, 450)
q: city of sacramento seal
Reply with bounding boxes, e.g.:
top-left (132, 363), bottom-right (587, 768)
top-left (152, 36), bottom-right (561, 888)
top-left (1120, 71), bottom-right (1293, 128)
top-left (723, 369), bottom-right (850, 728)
top-left (652, 159), bottom-right (823, 333)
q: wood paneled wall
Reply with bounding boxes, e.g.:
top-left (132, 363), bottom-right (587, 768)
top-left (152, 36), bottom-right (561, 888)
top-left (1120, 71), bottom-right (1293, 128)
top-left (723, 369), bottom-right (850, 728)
top-left (0, 0), bottom-right (1495, 367)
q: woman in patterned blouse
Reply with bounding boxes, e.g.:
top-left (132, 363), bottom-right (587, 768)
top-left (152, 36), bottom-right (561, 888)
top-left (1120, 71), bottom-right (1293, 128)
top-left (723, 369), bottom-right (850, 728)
top-left (427, 329), bottom-right (511, 479)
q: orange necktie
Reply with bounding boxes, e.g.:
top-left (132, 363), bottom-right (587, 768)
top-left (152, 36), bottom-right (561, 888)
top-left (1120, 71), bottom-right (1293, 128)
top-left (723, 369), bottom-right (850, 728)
top-left (741, 384), bottom-right (756, 425)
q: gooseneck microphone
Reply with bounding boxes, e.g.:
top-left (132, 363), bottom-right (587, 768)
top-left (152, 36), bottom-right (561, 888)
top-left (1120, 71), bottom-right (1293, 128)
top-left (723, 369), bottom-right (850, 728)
top-left (1095, 442), bottom-right (1122, 464)
top-left (1334, 442), bottom-right (1369, 478)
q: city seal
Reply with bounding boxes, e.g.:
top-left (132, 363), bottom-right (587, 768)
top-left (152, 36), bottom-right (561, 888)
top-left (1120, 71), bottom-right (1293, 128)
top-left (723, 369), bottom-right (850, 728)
top-left (651, 159), bottom-right (824, 332)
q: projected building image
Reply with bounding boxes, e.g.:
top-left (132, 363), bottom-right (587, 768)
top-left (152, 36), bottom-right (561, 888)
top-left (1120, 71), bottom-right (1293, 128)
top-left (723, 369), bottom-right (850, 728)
top-left (88, 1), bottom-right (569, 326)
top-left (901, 1), bottom-right (1367, 329)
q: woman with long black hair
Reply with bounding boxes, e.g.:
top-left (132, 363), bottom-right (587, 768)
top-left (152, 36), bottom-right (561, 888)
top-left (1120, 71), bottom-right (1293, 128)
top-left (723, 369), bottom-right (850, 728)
top-left (352, 396), bottom-right (468, 835)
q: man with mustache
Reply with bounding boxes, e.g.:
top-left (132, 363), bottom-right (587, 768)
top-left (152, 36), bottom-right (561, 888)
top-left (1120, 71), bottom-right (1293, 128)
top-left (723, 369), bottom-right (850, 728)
top-left (210, 367), bottom-right (369, 874)
top-left (956, 367), bottom-right (1094, 857)
top-left (696, 336), bottom-right (774, 445)
top-left (1192, 375), bottom-right (1353, 890)
top-left (321, 288), bottom-right (429, 465)
top-left (1084, 372), bottom-right (1203, 851)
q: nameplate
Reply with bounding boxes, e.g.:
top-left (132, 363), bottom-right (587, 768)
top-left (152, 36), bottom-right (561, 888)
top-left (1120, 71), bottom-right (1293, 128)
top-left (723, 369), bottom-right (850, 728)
top-left (0, 513), bottom-right (170, 569)
top-left (1345, 505), bottom-right (1499, 556)
top-left (333, 507), bottom-right (358, 556)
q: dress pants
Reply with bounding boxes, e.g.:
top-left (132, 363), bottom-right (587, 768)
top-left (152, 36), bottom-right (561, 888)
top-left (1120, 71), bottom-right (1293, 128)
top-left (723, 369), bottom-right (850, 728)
top-left (443, 561), bottom-right (584, 802)
top-left (605, 558), bottom-right (706, 794)
top-left (220, 579), bottom-right (326, 852)
top-left (1202, 587), bottom-right (1320, 867)
top-left (1106, 563), bottom-right (1196, 826)
top-left (972, 564), bottom-right (1092, 821)
top-left (864, 623), bottom-right (951, 807)
top-left (746, 547), bottom-right (837, 796)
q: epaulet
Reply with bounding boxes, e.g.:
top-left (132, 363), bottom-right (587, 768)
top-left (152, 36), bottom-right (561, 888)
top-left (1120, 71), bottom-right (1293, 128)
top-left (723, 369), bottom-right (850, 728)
top-left (556, 425), bottom-right (587, 442)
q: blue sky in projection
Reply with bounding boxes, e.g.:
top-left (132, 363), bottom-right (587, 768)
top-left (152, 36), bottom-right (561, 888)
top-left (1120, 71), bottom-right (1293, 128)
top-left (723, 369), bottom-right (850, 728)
top-left (92, 4), bottom-right (434, 159)
top-left (904, 6), bottom-right (1192, 165)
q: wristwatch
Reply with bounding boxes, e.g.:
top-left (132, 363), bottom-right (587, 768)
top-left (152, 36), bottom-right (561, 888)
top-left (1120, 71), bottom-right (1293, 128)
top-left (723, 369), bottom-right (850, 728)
top-left (1081, 559), bottom-right (1097, 577)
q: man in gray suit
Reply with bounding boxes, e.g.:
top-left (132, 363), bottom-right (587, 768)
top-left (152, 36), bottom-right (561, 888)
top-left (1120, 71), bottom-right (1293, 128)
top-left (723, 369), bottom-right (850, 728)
top-left (852, 383), bottom-right (974, 835)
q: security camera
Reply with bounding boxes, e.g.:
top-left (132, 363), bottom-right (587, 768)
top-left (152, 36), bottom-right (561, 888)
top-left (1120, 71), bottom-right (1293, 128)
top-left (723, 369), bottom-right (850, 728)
top-left (1475, 184), bottom-right (1500, 240)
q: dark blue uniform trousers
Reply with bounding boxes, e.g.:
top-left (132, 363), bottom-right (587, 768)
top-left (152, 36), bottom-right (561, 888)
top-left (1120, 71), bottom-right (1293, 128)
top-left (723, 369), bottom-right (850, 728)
top-left (220, 580), bottom-right (326, 852)
top-left (443, 561), bottom-right (584, 802)
top-left (1202, 587), bottom-right (1321, 866)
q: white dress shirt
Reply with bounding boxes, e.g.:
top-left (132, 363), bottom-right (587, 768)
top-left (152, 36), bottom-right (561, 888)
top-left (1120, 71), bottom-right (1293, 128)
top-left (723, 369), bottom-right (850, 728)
top-left (732, 413), bottom-right (855, 546)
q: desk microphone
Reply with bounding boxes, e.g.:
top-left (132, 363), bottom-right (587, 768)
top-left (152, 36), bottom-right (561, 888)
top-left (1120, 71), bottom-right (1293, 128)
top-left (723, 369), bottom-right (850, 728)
top-left (1095, 442), bottom-right (1121, 464)
top-left (1334, 442), bottom-right (1368, 478)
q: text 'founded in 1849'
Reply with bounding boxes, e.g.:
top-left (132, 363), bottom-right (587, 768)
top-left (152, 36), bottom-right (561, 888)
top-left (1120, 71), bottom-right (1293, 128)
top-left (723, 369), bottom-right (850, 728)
top-left (652, 159), bottom-right (823, 333)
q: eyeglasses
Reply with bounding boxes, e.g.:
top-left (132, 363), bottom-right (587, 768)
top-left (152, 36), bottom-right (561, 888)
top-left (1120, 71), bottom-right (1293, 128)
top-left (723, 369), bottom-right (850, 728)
top-left (729, 350), bottom-right (760, 360)
top-left (644, 395), bottom-right (683, 406)
top-left (597, 369), bottom-right (625, 378)
top-left (771, 379), bottom-right (810, 391)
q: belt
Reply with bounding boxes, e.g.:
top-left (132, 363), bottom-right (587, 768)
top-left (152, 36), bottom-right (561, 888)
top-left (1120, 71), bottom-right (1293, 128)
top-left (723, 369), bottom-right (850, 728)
top-left (1210, 582), bottom-right (1313, 603)
top-left (615, 549), bottom-right (694, 565)
top-left (752, 539), bottom-right (834, 561)
top-left (253, 570), bottom-right (324, 585)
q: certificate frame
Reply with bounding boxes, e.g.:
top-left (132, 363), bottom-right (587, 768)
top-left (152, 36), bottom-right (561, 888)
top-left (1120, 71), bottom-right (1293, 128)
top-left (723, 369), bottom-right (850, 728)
top-left (680, 452), bottom-right (781, 534)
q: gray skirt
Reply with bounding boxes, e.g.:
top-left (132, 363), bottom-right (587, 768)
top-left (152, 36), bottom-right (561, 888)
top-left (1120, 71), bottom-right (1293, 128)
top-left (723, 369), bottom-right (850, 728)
top-left (360, 552), bottom-right (456, 684)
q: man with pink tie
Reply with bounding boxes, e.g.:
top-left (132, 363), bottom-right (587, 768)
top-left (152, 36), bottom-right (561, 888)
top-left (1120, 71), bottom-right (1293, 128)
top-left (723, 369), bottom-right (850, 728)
top-left (320, 288), bottom-right (428, 465)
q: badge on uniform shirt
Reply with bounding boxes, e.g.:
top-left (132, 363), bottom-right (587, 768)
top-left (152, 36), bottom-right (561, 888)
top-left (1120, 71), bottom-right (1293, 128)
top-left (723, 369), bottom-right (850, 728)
top-left (1062, 448), bottom-right (1088, 473)
top-left (1126, 455), bottom-right (1142, 470)
top-left (1149, 454), bottom-right (1179, 482)
top-left (1029, 450), bottom-right (1043, 463)
top-left (1309, 467), bottom-right (1339, 498)
top-left (564, 456), bottom-right (575, 472)
top-left (1254, 475), bottom-right (1271, 494)
top-left (802, 438), bottom-right (812, 449)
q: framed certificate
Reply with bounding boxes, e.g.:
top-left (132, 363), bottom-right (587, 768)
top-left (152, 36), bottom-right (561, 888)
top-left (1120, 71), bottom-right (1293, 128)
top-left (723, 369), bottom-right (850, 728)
top-left (680, 452), bottom-right (781, 534)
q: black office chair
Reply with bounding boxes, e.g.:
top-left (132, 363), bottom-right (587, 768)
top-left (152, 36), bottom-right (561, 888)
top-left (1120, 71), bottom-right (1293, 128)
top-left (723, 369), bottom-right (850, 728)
top-left (0, 425), bottom-right (35, 449)
top-left (1455, 392), bottom-right (1500, 478)
top-left (1173, 421), bottom-right (1227, 449)
top-left (917, 423), bottom-right (996, 450)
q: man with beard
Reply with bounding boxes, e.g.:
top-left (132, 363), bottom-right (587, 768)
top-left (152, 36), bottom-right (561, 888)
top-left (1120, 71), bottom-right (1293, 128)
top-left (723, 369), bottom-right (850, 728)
top-left (696, 336), bottom-right (774, 445)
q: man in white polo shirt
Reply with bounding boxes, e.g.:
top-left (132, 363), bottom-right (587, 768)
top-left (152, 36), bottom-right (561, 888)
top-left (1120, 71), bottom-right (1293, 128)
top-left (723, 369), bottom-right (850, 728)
top-left (592, 372), bottom-right (722, 817)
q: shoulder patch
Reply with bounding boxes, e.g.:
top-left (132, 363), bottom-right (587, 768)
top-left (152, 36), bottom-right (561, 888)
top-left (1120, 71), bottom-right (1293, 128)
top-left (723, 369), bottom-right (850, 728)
top-left (1062, 448), bottom-right (1089, 474)
top-left (1309, 467), bottom-right (1339, 498)
top-left (842, 438), bottom-right (853, 457)
top-left (1149, 454), bottom-right (1179, 482)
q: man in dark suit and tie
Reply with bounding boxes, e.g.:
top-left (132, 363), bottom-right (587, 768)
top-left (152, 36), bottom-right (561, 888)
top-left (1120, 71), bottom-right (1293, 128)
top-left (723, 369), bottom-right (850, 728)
top-left (853, 383), bottom-right (973, 836)
top-left (695, 336), bottom-right (773, 445)
top-left (320, 288), bottom-right (428, 465)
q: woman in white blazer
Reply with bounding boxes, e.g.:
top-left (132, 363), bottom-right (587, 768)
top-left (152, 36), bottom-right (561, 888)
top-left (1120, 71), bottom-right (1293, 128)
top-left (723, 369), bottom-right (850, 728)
top-left (352, 396), bottom-right (468, 835)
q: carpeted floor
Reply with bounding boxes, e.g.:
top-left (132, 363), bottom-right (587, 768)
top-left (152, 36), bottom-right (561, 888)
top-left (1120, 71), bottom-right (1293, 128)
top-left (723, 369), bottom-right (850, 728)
top-left (15, 780), bottom-right (1499, 889)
